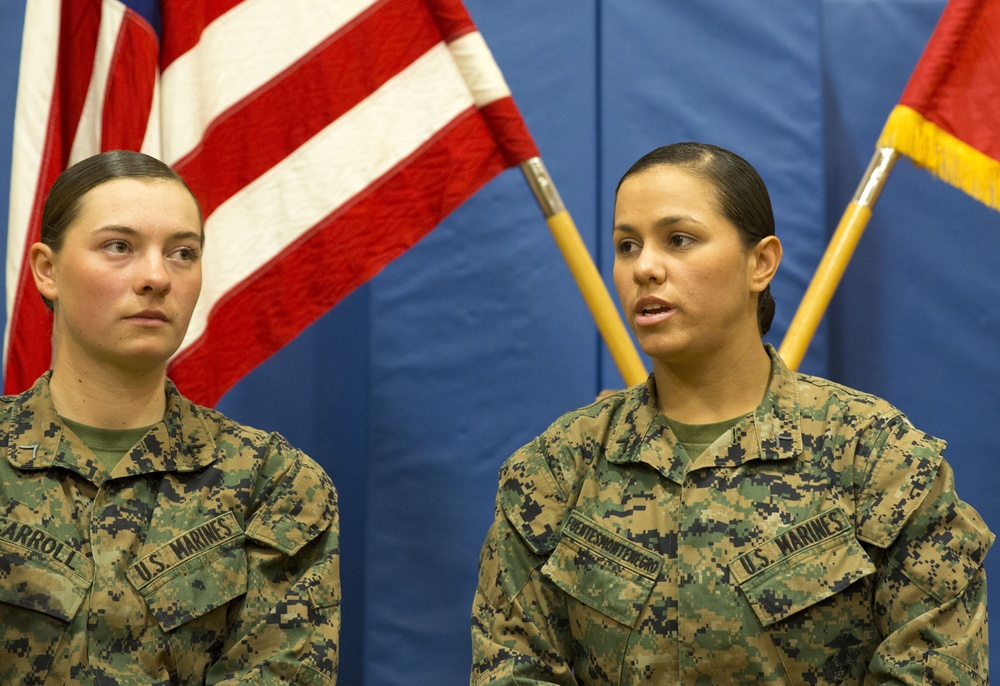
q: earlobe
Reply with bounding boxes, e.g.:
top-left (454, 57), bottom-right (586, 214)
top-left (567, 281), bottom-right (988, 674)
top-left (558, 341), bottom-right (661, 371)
top-left (750, 235), bottom-right (782, 293)
top-left (29, 242), bottom-right (58, 303)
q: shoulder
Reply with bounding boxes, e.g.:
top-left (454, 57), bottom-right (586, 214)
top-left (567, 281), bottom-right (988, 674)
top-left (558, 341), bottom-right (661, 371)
top-left (762, 343), bottom-right (904, 427)
top-left (0, 372), bottom-right (53, 417)
top-left (496, 382), bottom-right (651, 555)
top-left (183, 398), bottom-right (283, 449)
top-left (510, 380), bottom-right (650, 473)
top-left (175, 391), bottom-right (317, 476)
top-left (785, 370), bottom-right (950, 548)
top-left (174, 393), bottom-right (338, 555)
top-left (199, 404), bottom-right (334, 492)
top-left (532, 381), bottom-right (652, 469)
top-left (792, 368), bottom-right (904, 425)
top-left (784, 365), bottom-right (938, 455)
top-left (0, 374), bottom-right (61, 450)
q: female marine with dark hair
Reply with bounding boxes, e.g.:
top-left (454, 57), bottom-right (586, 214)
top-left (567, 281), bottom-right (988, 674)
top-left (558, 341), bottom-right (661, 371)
top-left (0, 150), bottom-right (340, 685)
top-left (471, 142), bottom-right (991, 685)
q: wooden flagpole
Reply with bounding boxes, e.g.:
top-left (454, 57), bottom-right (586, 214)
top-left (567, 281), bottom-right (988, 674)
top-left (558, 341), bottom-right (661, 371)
top-left (520, 157), bottom-right (648, 386)
top-left (778, 147), bottom-right (899, 370)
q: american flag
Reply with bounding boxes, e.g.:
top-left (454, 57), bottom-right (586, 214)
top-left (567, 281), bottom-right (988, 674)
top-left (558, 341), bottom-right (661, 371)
top-left (5, 0), bottom-right (538, 405)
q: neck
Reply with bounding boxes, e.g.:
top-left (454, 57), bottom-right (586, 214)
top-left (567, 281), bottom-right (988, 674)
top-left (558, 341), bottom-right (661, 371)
top-left (49, 355), bottom-right (167, 430)
top-left (652, 338), bottom-right (772, 424)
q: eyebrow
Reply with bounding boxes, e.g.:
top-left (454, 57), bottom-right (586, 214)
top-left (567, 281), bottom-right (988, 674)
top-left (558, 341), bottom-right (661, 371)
top-left (613, 215), bottom-right (703, 233)
top-left (95, 225), bottom-right (204, 245)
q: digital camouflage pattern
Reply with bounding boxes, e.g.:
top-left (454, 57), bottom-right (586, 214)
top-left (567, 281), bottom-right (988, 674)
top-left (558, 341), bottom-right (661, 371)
top-left (472, 345), bottom-right (993, 685)
top-left (0, 373), bottom-right (340, 685)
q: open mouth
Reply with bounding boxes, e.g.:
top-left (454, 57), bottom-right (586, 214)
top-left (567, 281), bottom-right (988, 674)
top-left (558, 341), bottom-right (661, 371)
top-left (634, 301), bottom-right (674, 327)
top-left (641, 304), bottom-right (670, 316)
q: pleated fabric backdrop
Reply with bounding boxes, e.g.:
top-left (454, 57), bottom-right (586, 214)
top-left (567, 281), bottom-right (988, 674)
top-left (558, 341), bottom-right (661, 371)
top-left (1, 1), bottom-right (998, 683)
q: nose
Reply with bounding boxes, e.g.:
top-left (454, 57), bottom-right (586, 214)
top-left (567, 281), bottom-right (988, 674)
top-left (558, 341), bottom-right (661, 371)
top-left (135, 252), bottom-right (171, 295)
top-left (632, 246), bottom-right (665, 284)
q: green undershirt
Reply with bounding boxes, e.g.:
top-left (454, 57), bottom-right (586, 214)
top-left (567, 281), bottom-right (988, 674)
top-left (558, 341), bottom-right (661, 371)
top-left (60, 416), bottom-right (155, 473)
top-left (665, 415), bottom-right (744, 459)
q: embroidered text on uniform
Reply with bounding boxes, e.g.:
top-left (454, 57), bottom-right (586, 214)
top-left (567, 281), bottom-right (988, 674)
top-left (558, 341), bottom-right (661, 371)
top-left (169, 518), bottom-right (236, 560)
top-left (565, 514), bottom-right (660, 575)
top-left (0, 520), bottom-right (77, 566)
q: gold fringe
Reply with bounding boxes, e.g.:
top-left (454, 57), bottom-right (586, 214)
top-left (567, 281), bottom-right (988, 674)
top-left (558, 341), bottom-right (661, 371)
top-left (877, 105), bottom-right (1000, 211)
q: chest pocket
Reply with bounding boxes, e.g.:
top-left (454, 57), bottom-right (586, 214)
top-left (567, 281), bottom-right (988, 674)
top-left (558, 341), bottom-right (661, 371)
top-left (730, 507), bottom-right (874, 627)
top-left (543, 511), bottom-right (661, 626)
top-left (730, 507), bottom-right (876, 685)
top-left (0, 535), bottom-right (91, 621)
top-left (0, 530), bottom-right (92, 684)
top-left (540, 511), bottom-right (661, 680)
top-left (127, 513), bottom-right (248, 632)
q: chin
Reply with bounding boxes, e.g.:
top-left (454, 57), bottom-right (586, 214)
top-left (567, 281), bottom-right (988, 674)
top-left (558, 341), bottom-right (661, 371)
top-left (636, 331), bottom-right (682, 356)
top-left (115, 346), bottom-right (179, 372)
top-left (639, 338), bottom-right (698, 366)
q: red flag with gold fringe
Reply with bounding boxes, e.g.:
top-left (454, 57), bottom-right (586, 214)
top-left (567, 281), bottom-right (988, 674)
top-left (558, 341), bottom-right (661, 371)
top-left (877, 0), bottom-right (1000, 209)
top-left (780, 0), bottom-right (1000, 369)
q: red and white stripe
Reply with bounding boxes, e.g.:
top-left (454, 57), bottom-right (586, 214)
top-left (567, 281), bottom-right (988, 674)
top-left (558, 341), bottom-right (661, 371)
top-left (5, 0), bottom-right (537, 405)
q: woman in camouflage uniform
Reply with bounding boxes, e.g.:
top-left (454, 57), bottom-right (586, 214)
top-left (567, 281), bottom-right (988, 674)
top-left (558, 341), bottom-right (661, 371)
top-left (0, 150), bottom-right (340, 685)
top-left (472, 142), bottom-right (992, 685)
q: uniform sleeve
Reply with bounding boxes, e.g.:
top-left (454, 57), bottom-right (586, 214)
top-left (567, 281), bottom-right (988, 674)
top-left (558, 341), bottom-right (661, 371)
top-left (471, 438), bottom-right (579, 686)
top-left (207, 450), bottom-right (341, 686)
top-left (859, 419), bottom-right (993, 685)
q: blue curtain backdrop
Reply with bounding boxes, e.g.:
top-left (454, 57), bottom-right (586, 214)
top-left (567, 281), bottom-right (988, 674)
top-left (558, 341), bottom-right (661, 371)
top-left (1, 1), bottom-right (998, 683)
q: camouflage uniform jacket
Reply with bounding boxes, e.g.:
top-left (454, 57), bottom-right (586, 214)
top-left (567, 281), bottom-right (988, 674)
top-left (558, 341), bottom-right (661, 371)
top-left (472, 346), bottom-right (993, 685)
top-left (0, 373), bottom-right (340, 685)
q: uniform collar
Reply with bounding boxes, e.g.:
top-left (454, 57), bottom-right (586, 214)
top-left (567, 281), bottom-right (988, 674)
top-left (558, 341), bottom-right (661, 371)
top-left (4, 372), bottom-right (218, 485)
top-left (608, 345), bottom-right (803, 483)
